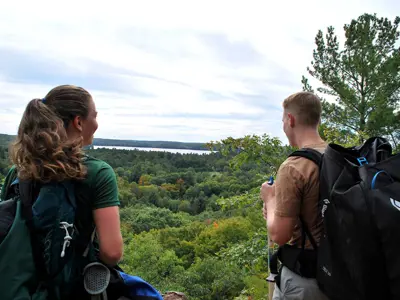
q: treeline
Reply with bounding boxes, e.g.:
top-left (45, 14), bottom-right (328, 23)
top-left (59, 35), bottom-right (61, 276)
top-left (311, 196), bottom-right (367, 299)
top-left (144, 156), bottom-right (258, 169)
top-left (0, 134), bottom-right (14, 149)
top-left (0, 133), bottom-right (210, 152)
top-left (92, 138), bottom-right (209, 150)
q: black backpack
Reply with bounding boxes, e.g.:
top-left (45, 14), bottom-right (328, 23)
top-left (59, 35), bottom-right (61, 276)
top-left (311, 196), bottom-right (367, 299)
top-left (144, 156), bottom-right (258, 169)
top-left (282, 136), bottom-right (400, 300)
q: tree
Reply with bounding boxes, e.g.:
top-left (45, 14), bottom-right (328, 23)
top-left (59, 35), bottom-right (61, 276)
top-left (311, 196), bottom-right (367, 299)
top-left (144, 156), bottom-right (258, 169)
top-left (139, 174), bottom-right (152, 186)
top-left (318, 122), bottom-right (365, 147)
top-left (207, 134), bottom-right (292, 175)
top-left (120, 205), bottom-right (191, 233)
top-left (206, 134), bottom-right (293, 210)
top-left (302, 13), bottom-right (400, 146)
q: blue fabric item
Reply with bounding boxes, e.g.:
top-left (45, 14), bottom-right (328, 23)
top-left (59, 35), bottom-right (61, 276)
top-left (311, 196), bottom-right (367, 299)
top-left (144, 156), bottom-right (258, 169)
top-left (42, 98), bottom-right (46, 103)
top-left (118, 271), bottom-right (163, 300)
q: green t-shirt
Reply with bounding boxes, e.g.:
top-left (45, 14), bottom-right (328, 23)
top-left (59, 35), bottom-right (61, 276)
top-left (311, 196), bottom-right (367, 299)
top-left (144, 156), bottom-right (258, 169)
top-left (75, 155), bottom-right (120, 210)
top-left (0, 155), bottom-right (120, 236)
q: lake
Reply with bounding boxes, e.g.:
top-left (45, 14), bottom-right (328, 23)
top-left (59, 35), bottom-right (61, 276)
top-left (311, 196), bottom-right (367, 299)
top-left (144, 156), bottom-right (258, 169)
top-left (93, 145), bottom-right (213, 155)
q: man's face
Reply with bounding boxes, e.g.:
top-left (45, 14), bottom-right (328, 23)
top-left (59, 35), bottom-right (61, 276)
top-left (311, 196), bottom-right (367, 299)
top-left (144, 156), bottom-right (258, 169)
top-left (282, 110), bottom-right (296, 146)
top-left (282, 110), bottom-right (290, 136)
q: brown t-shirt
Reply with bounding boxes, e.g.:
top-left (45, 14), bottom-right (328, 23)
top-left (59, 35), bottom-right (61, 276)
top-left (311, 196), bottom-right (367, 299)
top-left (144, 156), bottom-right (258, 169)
top-left (274, 142), bottom-right (327, 249)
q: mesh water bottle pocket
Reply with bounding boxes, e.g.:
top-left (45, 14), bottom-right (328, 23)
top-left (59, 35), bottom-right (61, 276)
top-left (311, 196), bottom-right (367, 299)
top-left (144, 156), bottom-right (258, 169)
top-left (83, 262), bottom-right (111, 295)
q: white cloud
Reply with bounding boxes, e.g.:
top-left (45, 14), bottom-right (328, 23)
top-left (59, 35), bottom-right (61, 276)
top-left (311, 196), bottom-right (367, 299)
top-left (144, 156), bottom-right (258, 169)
top-left (0, 0), bottom-right (398, 143)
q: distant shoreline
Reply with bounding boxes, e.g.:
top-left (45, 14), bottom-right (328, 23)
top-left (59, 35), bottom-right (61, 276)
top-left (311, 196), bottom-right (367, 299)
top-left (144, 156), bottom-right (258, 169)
top-left (92, 145), bottom-right (213, 155)
top-left (0, 133), bottom-right (213, 151)
top-left (92, 137), bottom-right (209, 151)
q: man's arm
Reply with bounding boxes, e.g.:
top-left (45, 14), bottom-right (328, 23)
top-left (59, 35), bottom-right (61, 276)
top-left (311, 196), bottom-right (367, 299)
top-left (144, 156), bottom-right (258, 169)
top-left (262, 163), bottom-right (303, 246)
top-left (266, 198), bottom-right (297, 246)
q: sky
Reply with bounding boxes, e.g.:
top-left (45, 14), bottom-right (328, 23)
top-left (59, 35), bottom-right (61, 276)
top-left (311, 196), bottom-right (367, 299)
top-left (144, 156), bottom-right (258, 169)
top-left (0, 0), bottom-right (398, 143)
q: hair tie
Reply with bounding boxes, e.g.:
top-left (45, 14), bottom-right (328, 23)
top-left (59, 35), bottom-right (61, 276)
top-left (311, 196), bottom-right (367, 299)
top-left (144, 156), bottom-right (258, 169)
top-left (41, 98), bottom-right (46, 104)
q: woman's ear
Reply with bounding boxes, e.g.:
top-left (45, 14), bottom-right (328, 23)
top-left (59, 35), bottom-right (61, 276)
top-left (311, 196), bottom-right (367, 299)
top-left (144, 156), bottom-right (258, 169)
top-left (72, 115), bottom-right (83, 132)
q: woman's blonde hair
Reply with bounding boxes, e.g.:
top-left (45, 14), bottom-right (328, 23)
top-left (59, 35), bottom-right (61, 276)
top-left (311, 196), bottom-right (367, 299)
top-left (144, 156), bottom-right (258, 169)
top-left (10, 85), bottom-right (92, 182)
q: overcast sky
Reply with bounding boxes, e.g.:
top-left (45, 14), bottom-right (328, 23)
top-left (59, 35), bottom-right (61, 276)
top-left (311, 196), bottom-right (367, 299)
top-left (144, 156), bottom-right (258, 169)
top-left (0, 0), bottom-right (398, 143)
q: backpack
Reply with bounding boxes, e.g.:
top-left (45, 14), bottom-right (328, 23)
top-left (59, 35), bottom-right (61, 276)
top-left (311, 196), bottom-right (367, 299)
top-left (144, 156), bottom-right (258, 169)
top-left (281, 136), bottom-right (400, 300)
top-left (0, 167), bottom-right (164, 300)
top-left (0, 173), bottom-right (96, 300)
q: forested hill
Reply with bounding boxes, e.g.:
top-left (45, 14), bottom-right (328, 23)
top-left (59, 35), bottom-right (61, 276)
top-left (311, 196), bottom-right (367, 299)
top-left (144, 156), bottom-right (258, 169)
top-left (0, 134), bottom-right (14, 147)
top-left (0, 133), bottom-right (209, 151)
top-left (92, 138), bottom-right (208, 150)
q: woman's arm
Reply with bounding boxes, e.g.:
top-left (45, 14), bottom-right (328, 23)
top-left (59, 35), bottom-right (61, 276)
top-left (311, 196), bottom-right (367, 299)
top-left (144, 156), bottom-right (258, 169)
top-left (91, 162), bottom-right (123, 266)
top-left (93, 206), bottom-right (123, 265)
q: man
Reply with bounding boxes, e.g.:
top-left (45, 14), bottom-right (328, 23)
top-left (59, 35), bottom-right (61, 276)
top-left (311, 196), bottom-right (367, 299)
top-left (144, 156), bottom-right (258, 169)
top-left (260, 91), bottom-right (328, 300)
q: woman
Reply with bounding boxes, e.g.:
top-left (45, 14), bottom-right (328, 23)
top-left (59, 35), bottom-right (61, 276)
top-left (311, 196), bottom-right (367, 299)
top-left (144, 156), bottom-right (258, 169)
top-left (1, 84), bottom-right (123, 266)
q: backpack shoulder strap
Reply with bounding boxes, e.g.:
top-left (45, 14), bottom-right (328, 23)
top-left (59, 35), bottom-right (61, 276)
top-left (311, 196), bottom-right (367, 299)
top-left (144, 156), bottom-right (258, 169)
top-left (18, 180), bottom-right (50, 281)
top-left (287, 148), bottom-right (323, 250)
top-left (288, 148), bottom-right (323, 167)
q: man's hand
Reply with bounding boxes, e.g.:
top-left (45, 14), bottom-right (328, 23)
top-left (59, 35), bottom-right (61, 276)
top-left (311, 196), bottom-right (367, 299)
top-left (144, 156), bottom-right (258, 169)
top-left (260, 180), bottom-right (276, 220)
top-left (260, 180), bottom-right (275, 203)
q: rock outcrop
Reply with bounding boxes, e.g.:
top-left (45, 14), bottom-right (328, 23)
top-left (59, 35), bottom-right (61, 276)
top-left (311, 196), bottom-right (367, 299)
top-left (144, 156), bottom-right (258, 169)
top-left (162, 291), bottom-right (187, 300)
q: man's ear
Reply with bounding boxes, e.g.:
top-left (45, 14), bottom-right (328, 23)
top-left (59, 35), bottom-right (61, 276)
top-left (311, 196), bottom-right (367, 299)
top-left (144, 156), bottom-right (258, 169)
top-left (288, 113), bottom-right (295, 128)
top-left (72, 116), bottom-right (83, 132)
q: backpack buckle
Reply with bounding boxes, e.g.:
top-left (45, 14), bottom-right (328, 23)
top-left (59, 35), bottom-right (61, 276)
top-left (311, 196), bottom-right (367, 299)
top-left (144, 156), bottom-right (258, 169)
top-left (357, 157), bottom-right (368, 166)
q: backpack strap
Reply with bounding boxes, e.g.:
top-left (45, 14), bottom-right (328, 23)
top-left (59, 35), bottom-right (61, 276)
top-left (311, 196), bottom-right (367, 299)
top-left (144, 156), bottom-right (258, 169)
top-left (288, 148), bottom-right (323, 250)
top-left (299, 216), bottom-right (318, 250)
top-left (83, 228), bottom-right (97, 257)
top-left (288, 148), bottom-right (323, 167)
top-left (18, 180), bottom-right (56, 296)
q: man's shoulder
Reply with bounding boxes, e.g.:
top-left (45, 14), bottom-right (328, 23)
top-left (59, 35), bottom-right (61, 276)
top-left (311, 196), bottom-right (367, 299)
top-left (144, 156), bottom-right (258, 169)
top-left (286, 142), bottom-right (328, 164)
top-left (280, 155), bottom-right (316, 169)
top-left (279, 142), bottom-right (327, 177)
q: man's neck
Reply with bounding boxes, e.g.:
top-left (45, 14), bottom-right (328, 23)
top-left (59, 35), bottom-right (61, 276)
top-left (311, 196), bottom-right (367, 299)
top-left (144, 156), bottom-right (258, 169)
top-left (295, 128), bottom-right (325, 149)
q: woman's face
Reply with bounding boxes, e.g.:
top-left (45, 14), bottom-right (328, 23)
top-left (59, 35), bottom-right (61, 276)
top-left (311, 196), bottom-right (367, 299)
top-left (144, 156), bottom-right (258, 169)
top-left (68, 97), bottom-right (98, 146)
top-left (80, 97), bottom-right (98, 146)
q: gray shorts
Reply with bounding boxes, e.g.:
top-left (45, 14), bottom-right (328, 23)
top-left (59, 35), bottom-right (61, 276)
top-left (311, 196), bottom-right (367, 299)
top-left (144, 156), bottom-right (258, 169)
top-left (273, 266), bottom-right (329, 300)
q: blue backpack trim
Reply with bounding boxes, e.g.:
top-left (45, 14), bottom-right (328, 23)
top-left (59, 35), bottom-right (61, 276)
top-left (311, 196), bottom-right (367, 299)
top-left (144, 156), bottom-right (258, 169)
top-left (106, 266), bottom-right (163, 300)
top-left (119, 271), bottom-right (163, 299)
top-left (371, 170), bottom-right (394, 190)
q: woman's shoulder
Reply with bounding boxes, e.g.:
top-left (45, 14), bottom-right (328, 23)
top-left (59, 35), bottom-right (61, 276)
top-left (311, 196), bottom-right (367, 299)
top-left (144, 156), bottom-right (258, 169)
top-left (81, 155), bottom-right (117, 187)
top-left (80, 155), bottom-right (119, 209)
top-left (83, 154), bottom-right (111, 168)
top-left (82, 155), bottom-right (114, 172)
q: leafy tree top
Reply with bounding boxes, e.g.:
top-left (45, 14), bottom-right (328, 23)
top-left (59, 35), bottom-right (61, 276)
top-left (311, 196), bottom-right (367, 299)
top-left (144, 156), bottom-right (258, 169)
top-left (302, 13), bottom-right (400, 146)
